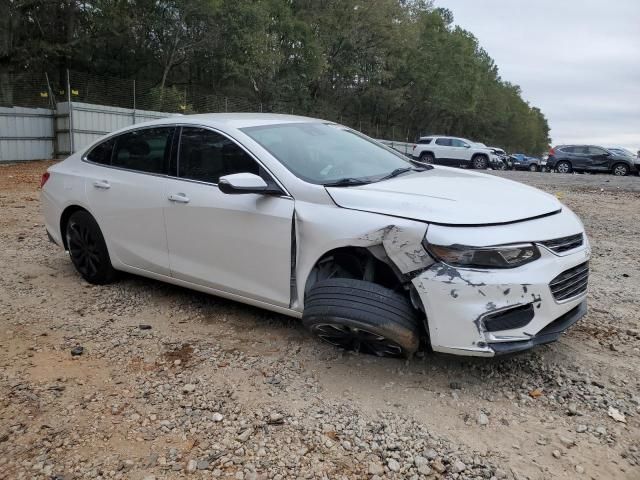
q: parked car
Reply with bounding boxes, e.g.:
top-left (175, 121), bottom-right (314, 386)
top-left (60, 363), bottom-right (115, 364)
top-left (547, 145), bottom-right (637, 176)
top-left (411, 136), bottom-right (498, 169)
top-left (41, 114), bottom-right (590, 358)
top-left (488, 147), bottom-right (511, 170)
top-left (510, 153), bottom-right (545, 172)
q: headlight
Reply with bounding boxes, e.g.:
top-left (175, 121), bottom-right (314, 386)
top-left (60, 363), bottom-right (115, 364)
top-left (425, 242), bottom-right (541, 269)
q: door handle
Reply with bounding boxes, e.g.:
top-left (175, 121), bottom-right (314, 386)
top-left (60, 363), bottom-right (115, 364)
top-left (92, 180), bottom-right (111, 189)
top-left (168, 193), bottom-right (190, 204)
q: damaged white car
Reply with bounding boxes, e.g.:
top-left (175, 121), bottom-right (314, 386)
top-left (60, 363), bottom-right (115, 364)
top-left (40, 114), bottom-right (590, 357)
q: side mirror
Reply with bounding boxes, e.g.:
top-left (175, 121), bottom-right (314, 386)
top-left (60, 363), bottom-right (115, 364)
top-left (464, 144), bottom-right (471, 148)
top-left (218, 173), bottom-right (282, 195)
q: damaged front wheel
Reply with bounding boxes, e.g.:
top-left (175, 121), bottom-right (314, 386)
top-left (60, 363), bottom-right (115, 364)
top-left (302, 279), bottom-right (421, 358)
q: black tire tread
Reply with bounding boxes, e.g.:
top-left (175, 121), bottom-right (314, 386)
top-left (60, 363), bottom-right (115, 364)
top-left (303, 279), bottom-right (421, 355)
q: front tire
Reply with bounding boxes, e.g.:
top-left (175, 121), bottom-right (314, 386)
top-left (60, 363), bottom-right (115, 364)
top-left (472, 155), bottom-right (488, 169)
top-left (612, 163), bottom-right (629, 176)
top-left (65, 210), bottom-right (116, 285)
top-left (303, 279), bottom-right (421, 358)
top-left (556, 161), bottom-right (572, 173)
top-left (529, 164), bottom-right (538, 172)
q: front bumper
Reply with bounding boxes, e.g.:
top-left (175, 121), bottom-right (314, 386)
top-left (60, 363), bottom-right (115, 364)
top-left (412, 243), bottom-right (590, 357)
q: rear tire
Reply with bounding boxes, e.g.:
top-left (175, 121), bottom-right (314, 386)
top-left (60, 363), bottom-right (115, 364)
top-left (556, 161), bottom-right (572, 173)
top-left (419, 152), bottom-right (435, 164)
top-left (303, 278), bottom-right (421, 358)
top-left (612, 163), bottom-right (629, 176)
top-left (65, 210), bottom-right (116, 285)
top-left (472, 155), bottom-right (488, 169)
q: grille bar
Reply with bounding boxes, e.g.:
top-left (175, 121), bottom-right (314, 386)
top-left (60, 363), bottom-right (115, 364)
top-left (541, 233), bottom-right (583, 253)
top-left (550, 262), bottom-right (589, 301)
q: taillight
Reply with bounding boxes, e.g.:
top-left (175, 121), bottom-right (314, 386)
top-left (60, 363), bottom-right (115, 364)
top-left (40, 172), bottom-right (50, 188)
top-left (549, 147), bottom-right (555, 156)
top-left (412, 144), bottom-right (416, 150)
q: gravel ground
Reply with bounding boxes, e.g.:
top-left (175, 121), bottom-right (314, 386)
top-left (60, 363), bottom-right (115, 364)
top-left (1, 162), bottom-right (639, 480)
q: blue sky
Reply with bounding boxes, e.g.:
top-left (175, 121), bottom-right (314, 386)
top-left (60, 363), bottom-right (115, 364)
top-left (436, 0), bottom-right (640, 151)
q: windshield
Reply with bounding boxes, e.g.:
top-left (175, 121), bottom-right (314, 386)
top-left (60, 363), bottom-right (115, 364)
top-left (241, 122), bottom-right (416, 185)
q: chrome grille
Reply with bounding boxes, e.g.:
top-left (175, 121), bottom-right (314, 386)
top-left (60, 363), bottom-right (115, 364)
top-left (541, 233), bottom-right (583, 253)
top-left (550, 262), bottom-right (589, 301)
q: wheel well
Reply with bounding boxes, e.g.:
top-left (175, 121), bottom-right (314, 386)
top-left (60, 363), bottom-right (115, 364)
top-left (304, 247), bottom-right (402, 297)
top-left (59, 205), bottom-right (89, 249)
top-left (419, 151), bottom-right (434, 158)
top-left (304, 246), bottom-right (430, 344)
top-left (472, 153), bottom-right (488, 159)
top-left (612, 162), bottom-right (629, 171)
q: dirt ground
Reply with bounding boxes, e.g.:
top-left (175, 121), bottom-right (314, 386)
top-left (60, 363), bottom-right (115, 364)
top-left (1, 161), bottom-right (639, 480)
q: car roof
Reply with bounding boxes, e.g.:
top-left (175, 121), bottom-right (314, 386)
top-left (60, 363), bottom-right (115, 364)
top-left (131, 113), bottom-right (327, 131)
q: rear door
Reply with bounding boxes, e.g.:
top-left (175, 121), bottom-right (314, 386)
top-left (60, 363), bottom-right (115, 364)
top-left (587, 146), bottom-right (612, 171)
top-left (84, 126), bottom-right (175, 276)
top-left (571, 146), bottom-right (590, 170)
top-left (163, 126), bottom-right (294, 307)
top-left (433, 137), bottom-right (454, 165)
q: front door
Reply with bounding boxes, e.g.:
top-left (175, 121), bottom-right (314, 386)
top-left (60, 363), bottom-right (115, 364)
top-left (163, 126), bottom-right (294, 307)
top-left (84, 126), bottom-right (175, 276)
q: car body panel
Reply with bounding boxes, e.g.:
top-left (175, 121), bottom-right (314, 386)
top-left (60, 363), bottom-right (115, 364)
top-left (164, 177), bottom-right (295, 306)
top-left (326, 167), bottom-right (561, 225)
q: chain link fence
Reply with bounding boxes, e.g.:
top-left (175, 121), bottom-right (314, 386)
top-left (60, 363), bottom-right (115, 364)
top-left (0, 70), bottom-right (419, 143)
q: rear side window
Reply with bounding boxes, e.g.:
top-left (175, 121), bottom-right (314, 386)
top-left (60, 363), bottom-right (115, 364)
top-left (559, 146), bottom-right (575, 153)
top-left (86, 138), bottom-right (115, 165)
top-left (112, 127), bottom-right (174, 174)
top-left (178, 127), bottom-right (259, 183)
top-left (435, 138), bottom-right (452, 146)
top-left (418, 138), bottom-right (432, 144)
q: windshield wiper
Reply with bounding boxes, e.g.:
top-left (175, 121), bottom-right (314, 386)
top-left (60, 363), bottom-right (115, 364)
top-left (377, 167), bottom-right (413, 181)
top-left (323, 177), bottom-right (372, 187)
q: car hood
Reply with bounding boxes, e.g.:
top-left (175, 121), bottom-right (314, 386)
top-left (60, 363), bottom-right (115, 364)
top-left (326, 167), bottom-right (562, 226)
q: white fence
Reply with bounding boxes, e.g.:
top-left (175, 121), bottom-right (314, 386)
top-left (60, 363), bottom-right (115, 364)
top-left (0, 102), bottom-right (173, 162)
top-left (0, 106), bottom-right (55, 161)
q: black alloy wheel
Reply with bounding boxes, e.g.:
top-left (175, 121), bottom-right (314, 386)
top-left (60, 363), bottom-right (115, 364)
top-left (66, 210), bottom-right (116, 284)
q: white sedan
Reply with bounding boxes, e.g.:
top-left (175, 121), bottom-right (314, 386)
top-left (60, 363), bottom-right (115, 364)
top-left (40, 114), bottom-right (590, 357)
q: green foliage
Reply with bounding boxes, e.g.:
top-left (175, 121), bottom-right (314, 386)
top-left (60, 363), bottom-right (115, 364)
top-left (1, 0), bottom-right (549, 154)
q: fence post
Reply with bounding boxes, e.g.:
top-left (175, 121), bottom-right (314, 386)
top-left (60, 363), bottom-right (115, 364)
top-left (132, 79), bottom-right (137, 125)
top-left (225, 97), bottom-right (228, 112)
top-left (66, 69), bottom-right (75, 154)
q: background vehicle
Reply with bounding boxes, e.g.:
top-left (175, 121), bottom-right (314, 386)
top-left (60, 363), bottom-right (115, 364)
top-left (488, 147), bottom-right (511, 169)
top-left (412, 136), bottom-right (497, 169)
top-left (548, 145), bottom-right (637, 176)
top-left (510, 153), bottom-right (545, 172)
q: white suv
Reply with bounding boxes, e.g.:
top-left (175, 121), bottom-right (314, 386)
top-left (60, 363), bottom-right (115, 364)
top-left (412, 136), bottom-right (496, 169)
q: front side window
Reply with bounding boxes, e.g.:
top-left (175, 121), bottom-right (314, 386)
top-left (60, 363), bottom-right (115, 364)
top-left (178, 127), bottom-right (259, 183)
top-left (86, 138), bottom-right (115, 165)
top-left (112, 127), bottom-right (174, 174)
top-left (242, 123), bottom-right (413, 185)
top-left (588, 147), bottom-right (607, 155)
top-left (435, 138), bottom-right (452, 146)
top-left (451, 139), bottom-right (468, 148)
